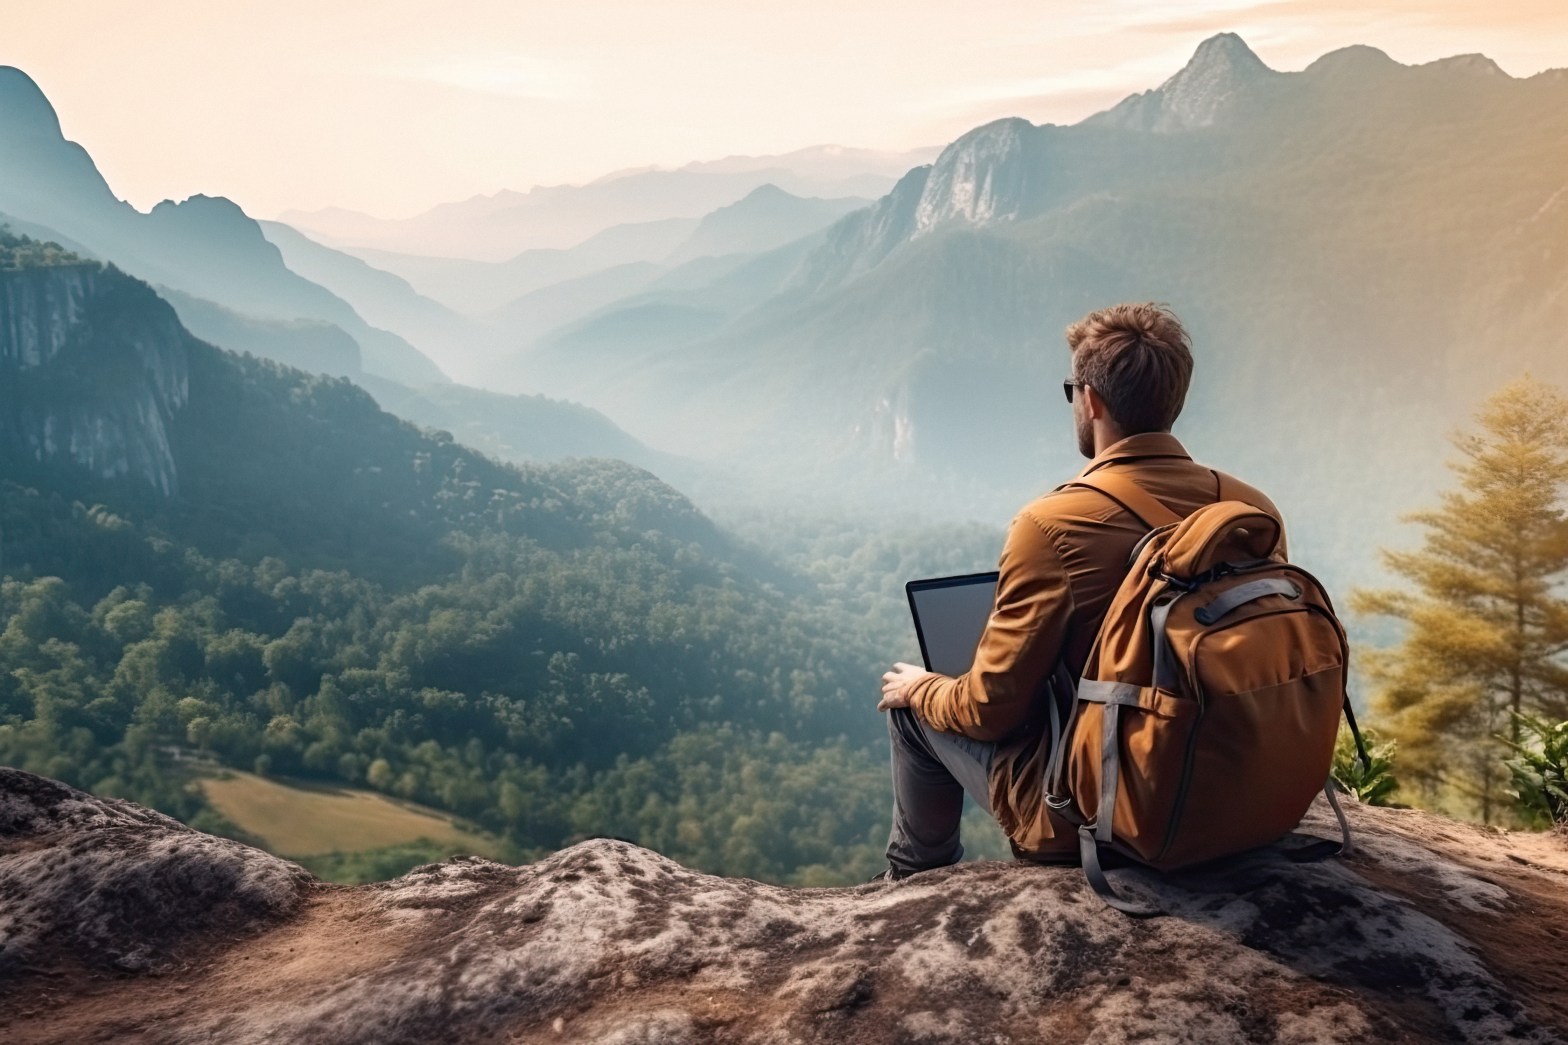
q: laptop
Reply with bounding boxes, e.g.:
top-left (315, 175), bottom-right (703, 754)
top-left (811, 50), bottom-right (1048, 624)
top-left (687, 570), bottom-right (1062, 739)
top-left (905, 571), bottom-right (999, 677)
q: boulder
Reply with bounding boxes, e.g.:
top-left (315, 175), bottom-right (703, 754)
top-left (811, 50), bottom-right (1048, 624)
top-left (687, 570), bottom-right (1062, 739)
top-left (1, 768), bottom-right (1564, 1043)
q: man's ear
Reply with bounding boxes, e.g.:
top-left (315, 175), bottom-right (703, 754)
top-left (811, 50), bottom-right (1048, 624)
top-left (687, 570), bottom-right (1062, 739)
top-left (1082, 384), bottom-right (1108, 421)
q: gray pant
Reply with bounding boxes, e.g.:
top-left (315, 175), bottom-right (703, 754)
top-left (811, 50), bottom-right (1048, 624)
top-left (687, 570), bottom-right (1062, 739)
top-left (885, 706), bottom-right (997, 875)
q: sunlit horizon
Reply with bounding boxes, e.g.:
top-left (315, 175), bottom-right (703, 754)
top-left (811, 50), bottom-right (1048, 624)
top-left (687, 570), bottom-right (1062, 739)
top-left (9, 0), bottom-right (1568, 221)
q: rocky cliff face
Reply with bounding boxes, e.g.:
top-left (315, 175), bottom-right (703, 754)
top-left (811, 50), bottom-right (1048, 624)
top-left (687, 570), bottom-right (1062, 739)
top-left (1, 768), bottom-right (1564, 1044)
top-left (0, 261), bottom-right (190, 495)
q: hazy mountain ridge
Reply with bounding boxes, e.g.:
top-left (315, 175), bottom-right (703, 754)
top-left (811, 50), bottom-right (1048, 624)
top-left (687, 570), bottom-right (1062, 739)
top-left (488, 33), bottom-right (1568, 595)
top-left (0, 72), bottom-right (676, 479)
top-left (0, 244), bottom-right (687, 558)
top-left (257, 219), bottom-right (478, 378)
top-left (281, 146), bottom-right (930, 261)
top-left (0, 67), bottom-right (444, 387)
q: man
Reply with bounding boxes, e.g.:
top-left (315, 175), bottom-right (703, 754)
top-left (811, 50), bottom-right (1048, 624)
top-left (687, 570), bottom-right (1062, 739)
top-left (876, 302), bottom-right (1282, 878)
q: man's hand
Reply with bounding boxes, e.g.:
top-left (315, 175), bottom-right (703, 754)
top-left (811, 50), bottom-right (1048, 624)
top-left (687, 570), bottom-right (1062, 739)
top-left (879, 661), bottom-right (936, 712)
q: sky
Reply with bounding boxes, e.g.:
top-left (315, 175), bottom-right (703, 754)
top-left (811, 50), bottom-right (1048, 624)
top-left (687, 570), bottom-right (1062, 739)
top-left (8, 1), bottom-right (1568, 220)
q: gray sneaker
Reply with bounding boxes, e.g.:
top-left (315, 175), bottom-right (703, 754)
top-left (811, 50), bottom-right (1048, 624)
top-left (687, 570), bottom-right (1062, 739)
top-left (867, 866), bottom-right (913, 884)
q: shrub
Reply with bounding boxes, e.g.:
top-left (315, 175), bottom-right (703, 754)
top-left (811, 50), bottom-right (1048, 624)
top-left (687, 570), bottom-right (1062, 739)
top-left (1503, 712), bottom-right (1568, 829)
top-left (1332, 722), bottom-right (1400, 806)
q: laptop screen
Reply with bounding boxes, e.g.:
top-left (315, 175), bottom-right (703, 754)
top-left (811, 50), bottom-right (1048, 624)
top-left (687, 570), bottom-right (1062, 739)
top-left (905, 572), bottom-right (999, 677)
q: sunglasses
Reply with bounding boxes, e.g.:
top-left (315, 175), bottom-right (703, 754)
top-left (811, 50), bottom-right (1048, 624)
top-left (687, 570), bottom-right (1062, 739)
top-left (1062, 379), bottom-right (1086, 404)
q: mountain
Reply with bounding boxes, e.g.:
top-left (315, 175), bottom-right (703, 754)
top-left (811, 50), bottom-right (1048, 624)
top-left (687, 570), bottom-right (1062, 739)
top-left (0, 231), bottom-right (681, 518)
top-left (341, 218), bottom-right (697, 317)
top-left (498, 35), bottom-right (1568, 595)
top-left (350, 373), bottom-right (679, 476)
top-left (480, 261), bottom-right (666, 353)
top-left (657, 143), bottom-right (939, 182)
top-left (468, 186), bottom-right (868, 374)
top-left (8, 769), bottom-right (1567, 1041)
top-left (1088, 31), bottom-right (1283, 132)
top-left (664, 184), bottom-right (870, 265)
top-left (329, 187), bottom-right (868, 323)
top-left (157, 286), bottom-right (362, 378)
top-left (279, 147), bottom-right (932, 262)
top-left (0, 249), bottom-right (187, 496)
top-left (257, 220), bottom-right (481, 379)
top-left (0, 66), bottom-right (445, 386)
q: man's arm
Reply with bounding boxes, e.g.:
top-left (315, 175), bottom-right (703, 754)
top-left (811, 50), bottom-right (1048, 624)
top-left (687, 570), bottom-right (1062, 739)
top-left (904, 510), bottom-right (1074, 741)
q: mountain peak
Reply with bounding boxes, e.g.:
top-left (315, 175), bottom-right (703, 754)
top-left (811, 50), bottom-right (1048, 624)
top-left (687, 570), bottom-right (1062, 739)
top-left (1422, 53), bottom-right (1510, 78)
top-left (1181, 32), bottom-right (1271, 78)
top-left (1305, 44), bottom-right (1401, 77)
top-left (1156, 33), bottom-right (1277, 128)
top-left (736, 182), bottom-right (796, 204)
top-left (0, 66), bottom-right (65, 141)
top-left (1086, 33), bottom-right (1278, 133)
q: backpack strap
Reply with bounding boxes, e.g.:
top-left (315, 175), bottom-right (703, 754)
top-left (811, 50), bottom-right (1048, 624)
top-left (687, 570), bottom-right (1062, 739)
top-left (1068, 471), bottom-right (1182, 530)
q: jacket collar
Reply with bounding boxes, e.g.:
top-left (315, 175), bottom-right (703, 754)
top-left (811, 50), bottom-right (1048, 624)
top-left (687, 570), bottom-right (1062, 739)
top-left (1076, 431), bottom-right (1191, 477)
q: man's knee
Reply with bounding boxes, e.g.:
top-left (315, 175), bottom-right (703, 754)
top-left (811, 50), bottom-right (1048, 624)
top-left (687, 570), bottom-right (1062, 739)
top-left (886, 705), bottom-right (923, 748)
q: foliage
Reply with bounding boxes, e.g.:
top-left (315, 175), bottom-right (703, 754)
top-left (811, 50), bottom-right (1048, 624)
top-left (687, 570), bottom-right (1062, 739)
top-left (0, 226), bottom-right (83, 269)
top-left (1503, 712), bottom-right (1568, 828)
top-left (1352, 377), bottom-right (1568, 823)
top-left (1331, 722), bottom-right (1400, 806)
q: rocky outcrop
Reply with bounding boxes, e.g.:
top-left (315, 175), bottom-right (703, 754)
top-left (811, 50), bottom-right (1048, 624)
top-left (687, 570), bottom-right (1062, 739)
top-left (1, 768), bottom-right (1565, 1043)
top-left (1088, 32), bottom-right (1283, 133)
top-left (0, 261), bottom-right (190, 494)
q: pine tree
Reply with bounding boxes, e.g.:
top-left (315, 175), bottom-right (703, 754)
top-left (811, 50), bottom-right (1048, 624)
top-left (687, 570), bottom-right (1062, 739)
top-left (1353, 376), bottom-right (1568, 823)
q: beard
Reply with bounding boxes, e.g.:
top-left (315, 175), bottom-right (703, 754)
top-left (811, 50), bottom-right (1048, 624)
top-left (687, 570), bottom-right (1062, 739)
top-left (1075, 409), bottom-right (1095, 458)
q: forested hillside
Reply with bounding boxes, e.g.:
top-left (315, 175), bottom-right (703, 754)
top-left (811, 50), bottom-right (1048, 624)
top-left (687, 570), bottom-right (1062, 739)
top-left (0, 230), bottom-right (1000, 882)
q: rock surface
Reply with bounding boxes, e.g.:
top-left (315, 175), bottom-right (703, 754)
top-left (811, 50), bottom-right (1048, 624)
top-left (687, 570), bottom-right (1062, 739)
top-left (0, 262), bottom-right (191, 495)
top-left (1, 768), bottom-right (1565, 1044)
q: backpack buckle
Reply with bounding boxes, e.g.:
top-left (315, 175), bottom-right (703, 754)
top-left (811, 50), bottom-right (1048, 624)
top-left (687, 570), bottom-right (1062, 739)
top-left (1153, 569), bottom-right (1199, 593)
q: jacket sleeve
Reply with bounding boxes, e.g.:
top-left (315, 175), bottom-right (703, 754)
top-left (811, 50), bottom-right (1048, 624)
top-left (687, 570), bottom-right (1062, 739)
top-left (908, 510), bottom-right (1074, 742)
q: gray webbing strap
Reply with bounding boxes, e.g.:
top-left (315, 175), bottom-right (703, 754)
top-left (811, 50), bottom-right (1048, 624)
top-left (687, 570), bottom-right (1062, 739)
top-left (1044, 662), bottom-right (1075, 802)
top-left (1078, 826), bottom-right (1160, 917)
top-left (1193, 578), bottom-right (1301, 626)
top-left (1324, 780), bottom-right (1353, 856)
top-left (1284, 780), bottom-right (1355, 863)
top-left (1043, 678), bottom-right (1062, 794)
top-left (1095, 702), bottom-right (1120, 844)
top-left (1149, 593), bottom-right (1182, 694)
top-left (1076, 679), bottom-right (1143, 706)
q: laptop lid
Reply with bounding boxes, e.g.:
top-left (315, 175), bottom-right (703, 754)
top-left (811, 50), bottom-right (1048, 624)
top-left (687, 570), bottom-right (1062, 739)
top-left (905, 571), bottom-right (999, 676)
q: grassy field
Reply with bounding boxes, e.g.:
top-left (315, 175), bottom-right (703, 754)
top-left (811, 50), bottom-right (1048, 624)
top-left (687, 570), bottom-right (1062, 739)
top-left (199, 770), bottom-right (504, 859)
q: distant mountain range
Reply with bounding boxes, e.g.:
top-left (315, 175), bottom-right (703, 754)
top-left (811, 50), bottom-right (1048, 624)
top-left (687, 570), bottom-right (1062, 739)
top-left (0, 67), bottom-right (443, 387)
top-left (478, 33), bottom-right (1568, 592)
top-left (0, 65), bottom-right (692, 471)
top-left (0, 233), bottom-right (719, 577)
top-left (7, 35), bottom-right (1567, 599)
top-left (279, 144), bottom-right (935, 260)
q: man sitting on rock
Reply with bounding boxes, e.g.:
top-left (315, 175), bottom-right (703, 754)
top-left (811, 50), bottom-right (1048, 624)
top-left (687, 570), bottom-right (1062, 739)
top-left (874, 302), bottom-right (1283, 878)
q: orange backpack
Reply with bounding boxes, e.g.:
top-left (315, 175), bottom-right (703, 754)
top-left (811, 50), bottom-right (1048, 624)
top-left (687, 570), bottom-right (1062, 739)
top-left (1042, 470), bottom-right (1369, 915)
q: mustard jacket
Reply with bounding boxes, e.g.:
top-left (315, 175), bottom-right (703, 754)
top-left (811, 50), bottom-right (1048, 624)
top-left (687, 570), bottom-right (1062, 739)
top-left (907, 431), bottom-right (1283, 856)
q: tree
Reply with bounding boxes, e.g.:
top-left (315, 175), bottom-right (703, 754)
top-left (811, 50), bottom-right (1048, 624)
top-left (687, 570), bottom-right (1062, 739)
top-left (1353, 376), bottom-right (1568, 823)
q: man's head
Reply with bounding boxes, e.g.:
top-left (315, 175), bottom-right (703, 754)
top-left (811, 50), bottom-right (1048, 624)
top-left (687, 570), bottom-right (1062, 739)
top-left (1064, 302), bottom-right (1193, 458)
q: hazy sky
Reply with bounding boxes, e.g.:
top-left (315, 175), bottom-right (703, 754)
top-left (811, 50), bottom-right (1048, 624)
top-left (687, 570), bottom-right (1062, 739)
top-left (10, 1), bottom-right (1567, 220)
